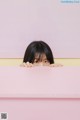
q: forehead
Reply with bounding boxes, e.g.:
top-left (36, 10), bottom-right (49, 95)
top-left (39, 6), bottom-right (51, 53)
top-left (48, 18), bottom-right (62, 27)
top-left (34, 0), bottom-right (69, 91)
top-left (35, 53), bottom-right (47, 59)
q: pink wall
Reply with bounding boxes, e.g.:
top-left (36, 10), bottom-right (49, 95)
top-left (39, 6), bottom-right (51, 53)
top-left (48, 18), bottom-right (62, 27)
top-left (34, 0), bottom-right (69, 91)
top-left (0, 0), bottom-right (80, 58)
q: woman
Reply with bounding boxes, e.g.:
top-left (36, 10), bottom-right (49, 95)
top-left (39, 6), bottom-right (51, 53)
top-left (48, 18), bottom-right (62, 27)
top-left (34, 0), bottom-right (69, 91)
top-left (22, 40), bottom-right (62, 67)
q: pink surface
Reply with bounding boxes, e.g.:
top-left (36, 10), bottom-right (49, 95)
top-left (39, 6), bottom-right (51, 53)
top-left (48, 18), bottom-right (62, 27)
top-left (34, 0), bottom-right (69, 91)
top-left (0, 98), bottom-right (80, 120)
top-left (0, 66), bottom-right (80, 98)
top-left (0, 66), bottom-right (80, 120)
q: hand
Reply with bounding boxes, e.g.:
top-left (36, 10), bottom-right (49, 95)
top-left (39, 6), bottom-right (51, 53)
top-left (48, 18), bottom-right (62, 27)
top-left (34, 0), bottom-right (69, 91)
top-left (20, 62), bottom-right (33, 67)
top-left (49, 63), bottom-right (63, 67)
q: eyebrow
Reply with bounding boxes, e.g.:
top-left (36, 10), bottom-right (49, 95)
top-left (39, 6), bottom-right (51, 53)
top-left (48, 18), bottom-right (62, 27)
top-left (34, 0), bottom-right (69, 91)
top-left (34, 58), bottom-right (39, 59)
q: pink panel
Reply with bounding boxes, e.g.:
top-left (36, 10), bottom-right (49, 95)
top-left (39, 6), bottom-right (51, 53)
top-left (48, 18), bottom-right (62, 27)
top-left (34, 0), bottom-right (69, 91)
top-left (0, 66), bottom-right (80, 98)
top-left (0, 66), bottom-right (80, 119)
top-left (0, 98), bottom-right (80, 120)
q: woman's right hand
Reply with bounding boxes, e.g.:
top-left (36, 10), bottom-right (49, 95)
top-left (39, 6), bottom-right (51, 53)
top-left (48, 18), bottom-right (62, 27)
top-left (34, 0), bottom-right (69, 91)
top-left (20, 62), bottom-right (33, 67)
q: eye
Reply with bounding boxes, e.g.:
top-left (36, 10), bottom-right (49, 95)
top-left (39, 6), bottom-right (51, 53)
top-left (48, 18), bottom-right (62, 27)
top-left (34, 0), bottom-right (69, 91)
top-left (44, 60), bottom-right (48, 63)
top-left (35, 61), bottom-right (38, 63)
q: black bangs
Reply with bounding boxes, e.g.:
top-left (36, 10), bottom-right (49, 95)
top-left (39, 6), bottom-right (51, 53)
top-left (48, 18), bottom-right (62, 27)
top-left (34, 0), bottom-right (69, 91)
top-left (30, 43), bottom-right (45, 63)
top-left (23, 41), bottom-right (54, 64)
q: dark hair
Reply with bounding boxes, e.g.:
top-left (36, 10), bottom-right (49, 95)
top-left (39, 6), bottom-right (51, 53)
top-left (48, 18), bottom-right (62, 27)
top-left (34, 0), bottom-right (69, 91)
top-left (23, 41), bottom-right (54, 64)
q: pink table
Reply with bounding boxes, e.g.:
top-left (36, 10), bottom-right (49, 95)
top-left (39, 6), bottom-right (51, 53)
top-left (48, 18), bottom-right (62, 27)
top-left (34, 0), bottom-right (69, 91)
top-left (0, 66), bottom-right (80, 120)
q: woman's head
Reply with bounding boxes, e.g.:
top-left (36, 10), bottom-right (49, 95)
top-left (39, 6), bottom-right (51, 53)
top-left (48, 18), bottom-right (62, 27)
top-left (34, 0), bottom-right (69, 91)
top-left (23, 41), bottom-right (54, 64)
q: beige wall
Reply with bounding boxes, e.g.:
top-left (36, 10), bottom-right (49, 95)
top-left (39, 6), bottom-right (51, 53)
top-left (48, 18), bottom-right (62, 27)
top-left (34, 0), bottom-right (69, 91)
top-left (0, 59), bottom-right (80, 66)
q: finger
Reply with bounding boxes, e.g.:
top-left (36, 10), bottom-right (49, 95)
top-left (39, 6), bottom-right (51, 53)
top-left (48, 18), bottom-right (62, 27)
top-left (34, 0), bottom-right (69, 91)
top-left (20, 62), bottom-right (27, 67)
top-left (26, 62), bottom-right (33, 67)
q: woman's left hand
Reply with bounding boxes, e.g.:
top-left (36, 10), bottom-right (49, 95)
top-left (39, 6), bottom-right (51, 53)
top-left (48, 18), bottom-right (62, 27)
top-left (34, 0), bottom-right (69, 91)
top-left (49, 63), bottom-right (63, 67)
